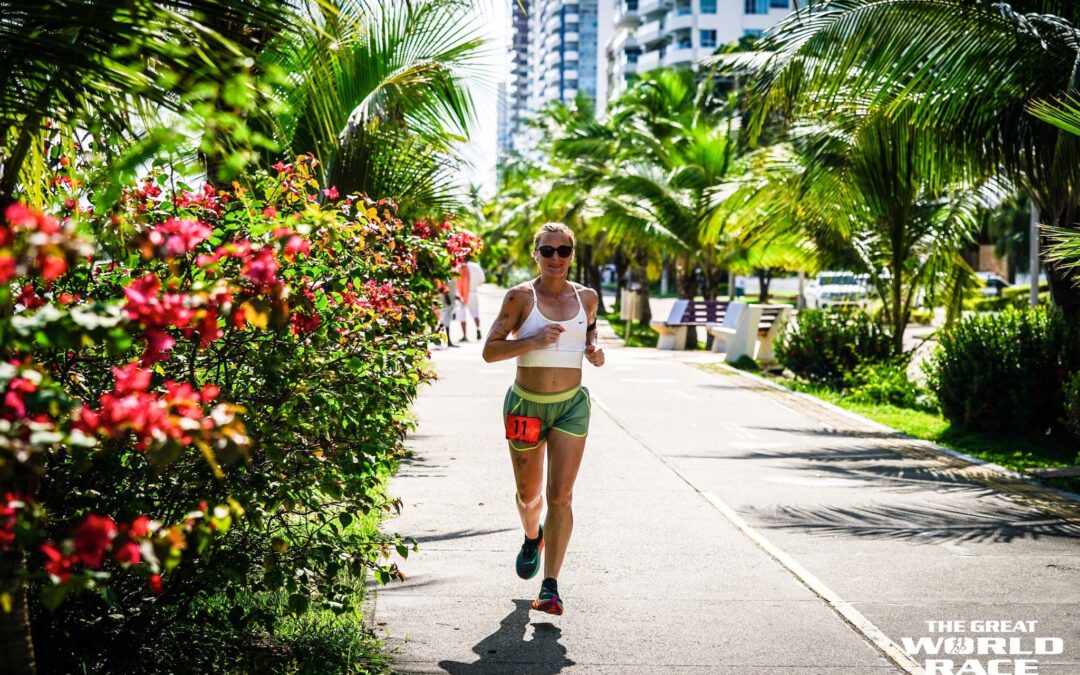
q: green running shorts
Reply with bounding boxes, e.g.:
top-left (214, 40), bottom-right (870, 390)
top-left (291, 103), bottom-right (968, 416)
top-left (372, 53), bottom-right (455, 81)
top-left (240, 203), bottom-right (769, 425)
top-left (503, 382), bottom-right (591, 451)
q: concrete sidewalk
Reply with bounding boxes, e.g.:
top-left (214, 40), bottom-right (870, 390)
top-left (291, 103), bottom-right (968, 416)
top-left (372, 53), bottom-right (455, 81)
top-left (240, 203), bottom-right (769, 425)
top-left (370, 284), bottom-right (1080, 674)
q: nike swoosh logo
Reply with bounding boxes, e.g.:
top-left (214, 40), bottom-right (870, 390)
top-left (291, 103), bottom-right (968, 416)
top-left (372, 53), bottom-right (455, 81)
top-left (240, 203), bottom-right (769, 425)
top-left (578, 320), bottom-right (584, 324)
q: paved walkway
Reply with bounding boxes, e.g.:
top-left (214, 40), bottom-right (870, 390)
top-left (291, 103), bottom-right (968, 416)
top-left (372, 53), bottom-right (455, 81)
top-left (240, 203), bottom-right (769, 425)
top-left (370, 285), bottom-right (1080, 674)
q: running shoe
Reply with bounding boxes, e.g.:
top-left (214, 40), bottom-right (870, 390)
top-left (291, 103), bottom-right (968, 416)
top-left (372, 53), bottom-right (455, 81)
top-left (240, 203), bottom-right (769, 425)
top-left (531, 577), bottom-right (563, 615)
top-left (476, 328), bottom-right (482, 340)
top-left (515, 525), bottom-right (543, 580)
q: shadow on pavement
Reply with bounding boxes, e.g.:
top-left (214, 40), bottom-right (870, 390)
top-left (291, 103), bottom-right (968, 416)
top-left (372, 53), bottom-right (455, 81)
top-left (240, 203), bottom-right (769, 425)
top-left (743, 501), bottom-right (1080, 544)
top-left (437, 599), bottom-right (575, 674)
top-left (414, 527), bottom-right (516, 545)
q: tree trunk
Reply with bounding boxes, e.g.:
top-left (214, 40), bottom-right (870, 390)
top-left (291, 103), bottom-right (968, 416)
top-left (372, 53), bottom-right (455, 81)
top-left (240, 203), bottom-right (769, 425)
top-left (582, 245), bottom-right (605, 314)
top-left (0, 549), bottom-right (36, 675)
top-left (614, 250), bottom-right (628, 313)
top-left (756, 268), bottom-right (772, 303)
top-left (635, 251), bottom-right (652, 326)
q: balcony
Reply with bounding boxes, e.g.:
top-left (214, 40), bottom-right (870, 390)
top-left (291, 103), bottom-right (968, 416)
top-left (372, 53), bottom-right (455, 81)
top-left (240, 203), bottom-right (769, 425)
top-left (616, 3), bottom-right (640, 28)
top-left (662, 46), bottom-right (696, 67)
top-left (637, 0), bottom-right (672, 18)
top-left (668, 11), bottom-right (694, 31)
top-left (635, 20), bottom-right (668, 46)
top-left (636, 49), bottom-right (662, 71)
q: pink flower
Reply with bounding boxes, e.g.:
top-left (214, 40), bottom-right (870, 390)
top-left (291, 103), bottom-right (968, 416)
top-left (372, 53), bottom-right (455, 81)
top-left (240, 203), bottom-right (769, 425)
top-left (242, 247), bottom-right (279, 287)
top-left (150, 217), bottom-right (212, 257)
top-left (271, 161), bottom-right (288, 173)
top-left (112, 362), bottom-right (151, 395)
top-left (322, 186), bottom-right (339, 200)
top-left (263, 206), bottom-right (278, 218)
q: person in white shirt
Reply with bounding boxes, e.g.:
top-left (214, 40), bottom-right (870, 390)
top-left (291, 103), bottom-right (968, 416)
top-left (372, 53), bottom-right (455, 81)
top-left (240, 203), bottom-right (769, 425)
top-left (459, 258), bottom-right (486, 341)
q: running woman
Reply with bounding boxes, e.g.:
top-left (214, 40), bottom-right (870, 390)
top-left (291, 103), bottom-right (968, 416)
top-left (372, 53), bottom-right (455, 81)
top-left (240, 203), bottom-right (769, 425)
top-left (482, 222), bottom-right (605, 615)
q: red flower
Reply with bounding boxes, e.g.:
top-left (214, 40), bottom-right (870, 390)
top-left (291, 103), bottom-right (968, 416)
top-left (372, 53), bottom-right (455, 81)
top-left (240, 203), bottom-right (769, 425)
top-left (18, 285), bottom-right (44, 309)
top-left (0, 253), bottom-right (14, 282)
top-left (271, 161), bottom-right (288, 173)
top-left (5, 203), bottom-right (36, 229)
top-left (126, 515), bottom-right (151, 538)
top-left (200, 384), bottom-right (220, 403)
top-left (73, 514), bottom-right (117, 569)
top-left (113, 540), bottom-right (141, 565)
top-left (38, 253), bottom-right (68, 281)
top-left (322, 186), bottom-right (339, 200)
top-left (263, 205), bottom-right (278, 218)
top-left (148, 574), bottom-right (163, 594)
top-left (0, 494), bottom-right (19, 551)
top-left (41, 543), bottom-right (75, 583)
top-left (289, 311), bottom-right (321, 336)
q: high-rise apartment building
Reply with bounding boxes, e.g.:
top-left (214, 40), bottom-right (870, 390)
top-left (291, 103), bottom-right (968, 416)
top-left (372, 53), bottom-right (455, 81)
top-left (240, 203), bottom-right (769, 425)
top-left (607, 0), bottom-right (794, 100)
top-left (499, 0), bottom-right (600, 158)
top-left (502, 0), bottom-right (532, 157)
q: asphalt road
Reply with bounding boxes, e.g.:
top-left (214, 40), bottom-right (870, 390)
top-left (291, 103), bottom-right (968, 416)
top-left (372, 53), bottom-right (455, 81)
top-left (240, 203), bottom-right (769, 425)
top-left (369, 284), bottom-right (1080, 674)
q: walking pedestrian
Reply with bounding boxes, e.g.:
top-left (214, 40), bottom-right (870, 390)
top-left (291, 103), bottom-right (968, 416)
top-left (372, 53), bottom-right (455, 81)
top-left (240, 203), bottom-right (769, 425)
top-left (481, 222), bottom-right (605, 615)
top-left (458, 257), bottom-right (486, 341)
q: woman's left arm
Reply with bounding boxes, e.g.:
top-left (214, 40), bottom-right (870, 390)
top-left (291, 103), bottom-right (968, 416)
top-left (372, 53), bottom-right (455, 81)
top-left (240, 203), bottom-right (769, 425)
top-left (583, 287), bottom-right (605, 367)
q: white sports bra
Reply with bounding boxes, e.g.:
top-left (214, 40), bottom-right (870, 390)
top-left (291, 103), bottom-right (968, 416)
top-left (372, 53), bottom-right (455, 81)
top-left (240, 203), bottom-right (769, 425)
top-left (513, 280), bottom-right (587, 369)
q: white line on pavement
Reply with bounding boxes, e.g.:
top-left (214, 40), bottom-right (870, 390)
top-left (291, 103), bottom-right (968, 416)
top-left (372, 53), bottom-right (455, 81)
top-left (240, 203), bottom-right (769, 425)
top-left (589, 394), bottom-right (923, 675)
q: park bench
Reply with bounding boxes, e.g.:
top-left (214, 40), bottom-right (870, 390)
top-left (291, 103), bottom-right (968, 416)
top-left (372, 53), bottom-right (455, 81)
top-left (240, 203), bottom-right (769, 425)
top-left (650, 299), bottom-right (729, 350)
top-left (706, 304), bottom-right (793, 363)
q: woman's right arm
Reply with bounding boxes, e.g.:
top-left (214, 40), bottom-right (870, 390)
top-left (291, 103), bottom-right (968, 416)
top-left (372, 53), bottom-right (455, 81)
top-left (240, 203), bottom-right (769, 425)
top-left (482, 288), bottom-right (562, 363)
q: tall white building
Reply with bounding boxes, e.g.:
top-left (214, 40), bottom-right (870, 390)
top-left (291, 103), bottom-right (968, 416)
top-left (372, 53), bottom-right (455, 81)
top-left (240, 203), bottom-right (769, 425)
top-left (500, 0), bottom-right (600, 158)
top-left (607, 0), bottom-right (793, 100)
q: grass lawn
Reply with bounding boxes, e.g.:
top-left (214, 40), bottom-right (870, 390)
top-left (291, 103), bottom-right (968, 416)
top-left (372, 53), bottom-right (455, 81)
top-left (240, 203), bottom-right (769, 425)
top-left (602, 311), bottom-right (660, 348)
top-left (771, 375), bottom-right (1080, 495)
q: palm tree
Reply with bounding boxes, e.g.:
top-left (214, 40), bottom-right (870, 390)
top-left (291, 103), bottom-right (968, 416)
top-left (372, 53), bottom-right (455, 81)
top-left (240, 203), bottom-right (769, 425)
top-left (0, 0), bottom-right (293, 203)
top-left (711, 0), bottom-right (1080, 315)
top-left (718, 116), bottom-right (988, 354)
top-left (263, 0), bottom-right (484, 219)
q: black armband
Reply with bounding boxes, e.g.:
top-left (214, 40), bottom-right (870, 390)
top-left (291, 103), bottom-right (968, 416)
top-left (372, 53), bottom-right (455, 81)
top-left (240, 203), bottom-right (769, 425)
top-left (586, 321), bottom-right (597, 332)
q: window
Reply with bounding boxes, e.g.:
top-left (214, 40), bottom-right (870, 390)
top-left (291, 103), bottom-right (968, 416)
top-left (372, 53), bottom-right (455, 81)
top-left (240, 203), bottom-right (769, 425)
top-left (769, 0), bottom-right (788, 6)
top-left (675, 0), bottom-right (692, 15)
top-left (744, 0), bottom-right (768, 14)
top-left (626, 48), bottom-right (640, 63)
top-left (700, 29), bottom-right (717, 48)
top-left (700, 0), bottom-right (717, 13)
top-left (626, 0), bottom-right (638, 9)
top-left (677, 30), bottom-right (692, 48)
top-left (743, 28), bottom-right (764, 37)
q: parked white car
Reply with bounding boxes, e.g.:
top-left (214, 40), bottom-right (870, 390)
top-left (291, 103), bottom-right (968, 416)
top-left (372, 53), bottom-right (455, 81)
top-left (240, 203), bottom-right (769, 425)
top-left (802, 271), bottom-right (870, 309)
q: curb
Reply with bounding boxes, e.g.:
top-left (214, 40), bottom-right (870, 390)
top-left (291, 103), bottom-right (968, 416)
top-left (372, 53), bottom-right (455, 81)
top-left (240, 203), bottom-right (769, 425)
top-left (717, 363), bottom-right (1080, 505)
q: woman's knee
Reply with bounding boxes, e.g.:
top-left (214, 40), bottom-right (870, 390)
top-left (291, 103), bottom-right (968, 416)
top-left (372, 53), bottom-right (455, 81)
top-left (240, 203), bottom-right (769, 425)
top-left (516, 489), bottom-right (542, 508)
top-left (546, 487), bottom-right (573, 509)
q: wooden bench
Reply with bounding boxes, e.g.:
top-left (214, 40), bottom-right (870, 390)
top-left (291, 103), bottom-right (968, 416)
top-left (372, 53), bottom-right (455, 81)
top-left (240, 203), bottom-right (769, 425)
top-left (706, 304), bottom-right (794, 363)
top-left (650, 300), bottom-right (729, 350)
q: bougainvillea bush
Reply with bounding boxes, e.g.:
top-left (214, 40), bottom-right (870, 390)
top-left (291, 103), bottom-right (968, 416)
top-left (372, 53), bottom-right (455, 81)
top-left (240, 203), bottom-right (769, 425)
top-left (0, 154), bottom-right (478, 672)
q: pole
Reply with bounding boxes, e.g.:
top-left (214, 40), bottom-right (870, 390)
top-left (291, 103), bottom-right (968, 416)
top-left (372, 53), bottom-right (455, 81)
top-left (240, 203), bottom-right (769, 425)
top-left (797, 270), bottom-right (806, 309)
top-left (1030, 202), bottom-right (1039, 308)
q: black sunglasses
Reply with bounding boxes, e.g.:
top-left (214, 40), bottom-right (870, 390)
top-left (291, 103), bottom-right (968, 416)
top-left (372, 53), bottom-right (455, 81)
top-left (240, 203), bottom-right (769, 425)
top-left (537, 244), bottom-right (574, 259)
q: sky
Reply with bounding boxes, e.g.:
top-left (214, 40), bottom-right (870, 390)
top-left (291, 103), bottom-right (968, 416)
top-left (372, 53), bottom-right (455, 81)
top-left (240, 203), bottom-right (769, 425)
top-left (456, 1), bottom-right (613, 198)
top-left (456, 1), bottom-right (512, 199)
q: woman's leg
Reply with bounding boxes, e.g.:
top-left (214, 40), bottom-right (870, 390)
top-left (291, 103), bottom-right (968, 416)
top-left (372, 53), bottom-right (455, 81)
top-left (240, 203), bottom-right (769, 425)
top-left (542, 429), bottom-right (587, 579)
top-left (508, 442), bottom-right (546, 538)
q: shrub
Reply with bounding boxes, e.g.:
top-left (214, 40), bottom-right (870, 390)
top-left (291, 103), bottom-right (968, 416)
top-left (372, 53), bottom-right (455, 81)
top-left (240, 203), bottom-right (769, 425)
top-left (775, 309), bottom-right (894, 386)
top-left (2, 154), bottom-right (477, 672)
top-left (925, 307), bottom-right (1080, 434)
top-left (909, 308), bottom-right (934, 326)
top-left (1062, 372), bottom-right (1080, 440)
top-left (842, 360), bottom-right (935, 411)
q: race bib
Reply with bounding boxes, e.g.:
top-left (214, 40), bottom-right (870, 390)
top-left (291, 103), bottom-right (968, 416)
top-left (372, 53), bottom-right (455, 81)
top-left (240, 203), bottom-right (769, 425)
top-left (505, 414), bottom-right (542, 444)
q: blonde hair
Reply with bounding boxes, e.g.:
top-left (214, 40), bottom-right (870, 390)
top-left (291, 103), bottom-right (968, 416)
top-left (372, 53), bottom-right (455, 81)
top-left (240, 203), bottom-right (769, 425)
top-left (532, 222), bottom-right (576, 250)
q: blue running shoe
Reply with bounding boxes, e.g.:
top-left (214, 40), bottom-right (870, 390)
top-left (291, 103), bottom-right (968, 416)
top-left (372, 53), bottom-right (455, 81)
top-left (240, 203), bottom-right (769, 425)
top-left (515, 525), bottom-right (543, 580)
